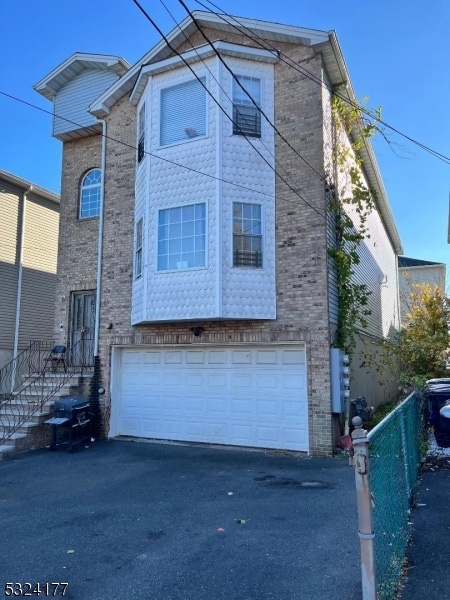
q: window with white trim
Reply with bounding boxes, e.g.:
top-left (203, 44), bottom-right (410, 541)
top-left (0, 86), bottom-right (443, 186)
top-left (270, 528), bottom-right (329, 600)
top-left (158, 203), bottom-right (206, 271)
top-left (232, 76), bottom-right (261, 138)
top-left (160, 77), bottom-right (207, 146)
top-left (134, 218), bottom-right (143, 279)
top-left (79, 169), bottom-right (101, 219)
top-left (233, 202), bottom-right (262, 268)
top-left (137, 104), bottom-right (146, 164)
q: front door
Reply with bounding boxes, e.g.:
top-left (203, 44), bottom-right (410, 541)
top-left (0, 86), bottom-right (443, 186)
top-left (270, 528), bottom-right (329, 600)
top-left (71, 292), bottom-right (95, 367)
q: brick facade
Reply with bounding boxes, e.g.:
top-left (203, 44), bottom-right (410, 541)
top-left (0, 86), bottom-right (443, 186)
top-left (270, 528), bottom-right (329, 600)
top-left (51, 23), bottom-right (395, 456)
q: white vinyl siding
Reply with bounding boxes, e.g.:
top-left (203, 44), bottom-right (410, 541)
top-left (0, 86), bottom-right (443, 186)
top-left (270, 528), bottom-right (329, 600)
top-left (53, 69), bottom-right (119, 137)
top-left (160, 77), bottom-right (207, 146)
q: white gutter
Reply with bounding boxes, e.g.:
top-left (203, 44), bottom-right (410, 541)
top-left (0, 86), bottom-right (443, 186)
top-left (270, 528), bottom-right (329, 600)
top-left (13, 185), bottom-right (32, 361)
top-left (94, 119), bottom-right (107, 357)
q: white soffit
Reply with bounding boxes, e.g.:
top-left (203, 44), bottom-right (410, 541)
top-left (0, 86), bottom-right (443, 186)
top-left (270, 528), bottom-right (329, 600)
top-left (34, 53), bottom-right (131, 101)
top-left (130, 40), bottom-right (279, 106)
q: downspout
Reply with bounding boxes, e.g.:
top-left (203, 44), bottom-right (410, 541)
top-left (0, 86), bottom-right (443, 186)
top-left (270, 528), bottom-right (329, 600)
top-left (94, 119), bottom-right (107, 357)
top-left (13, 185), bottom-right (32, 361)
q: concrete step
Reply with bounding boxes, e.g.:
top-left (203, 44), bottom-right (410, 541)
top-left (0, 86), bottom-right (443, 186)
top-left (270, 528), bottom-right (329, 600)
top-left (0, 421), bottom-right (39, 434)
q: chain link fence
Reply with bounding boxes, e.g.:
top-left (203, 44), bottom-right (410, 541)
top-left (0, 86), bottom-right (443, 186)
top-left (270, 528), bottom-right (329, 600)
top-left (367, 392), bottom-right (427, 599)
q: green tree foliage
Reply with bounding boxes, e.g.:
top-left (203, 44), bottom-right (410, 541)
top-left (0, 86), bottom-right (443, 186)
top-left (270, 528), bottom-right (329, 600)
top-left (399, 282), bottom-right (450, 383)
top-left (328, 96), bottom-right (381, 355)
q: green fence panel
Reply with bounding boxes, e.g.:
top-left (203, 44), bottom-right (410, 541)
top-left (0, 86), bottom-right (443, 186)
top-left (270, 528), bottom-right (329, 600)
top-left (367, 393), bottom-right (426, 600)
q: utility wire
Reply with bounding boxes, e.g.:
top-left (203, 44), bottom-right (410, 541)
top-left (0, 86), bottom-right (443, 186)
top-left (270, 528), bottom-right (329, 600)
top-left (175, 0), bottom-right (329, 181)
top-left (132, 0), bottom-right (326, 220)
top-left (158, 0), bottom-right (313, 209)
top-left (195, 0), bottom-right (450, 165)
top-left (0, 90), bottom-right (324, 213)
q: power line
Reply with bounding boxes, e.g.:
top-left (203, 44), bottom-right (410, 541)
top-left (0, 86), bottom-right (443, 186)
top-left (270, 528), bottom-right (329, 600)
top-left (175, 0), bottom-right (329, 181)
top-left (195, 0), bottom-right (450, 165)
top-left (158, 0), bottom-right (310, 205)
top-left (132, 0), bottom-right (326, 220)
top-left (0, 90), bottom-right (324, 215)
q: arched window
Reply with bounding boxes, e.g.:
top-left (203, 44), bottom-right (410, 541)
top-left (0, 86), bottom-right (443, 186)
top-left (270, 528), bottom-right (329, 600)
top-left (79, 169), bottom-right (101, 218)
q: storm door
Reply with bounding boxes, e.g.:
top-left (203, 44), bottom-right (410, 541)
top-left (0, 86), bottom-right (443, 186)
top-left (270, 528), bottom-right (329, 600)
top-left (70, 292), bottom-right (95, 367)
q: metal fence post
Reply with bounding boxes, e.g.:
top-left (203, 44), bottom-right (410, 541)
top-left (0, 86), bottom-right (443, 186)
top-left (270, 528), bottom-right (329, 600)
top-left (351, 416), bottom-right (376, 600)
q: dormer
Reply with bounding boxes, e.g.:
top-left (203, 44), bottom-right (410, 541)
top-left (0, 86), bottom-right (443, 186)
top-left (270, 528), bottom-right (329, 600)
top-left (34, 53), bottom-right (130, 141)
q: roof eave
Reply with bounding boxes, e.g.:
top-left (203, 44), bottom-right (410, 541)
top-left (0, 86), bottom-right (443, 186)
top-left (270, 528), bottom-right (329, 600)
top-left (89, 10), bottom-right (327, 117)
top-left (34, 53), bottom-right (131, 101)
top-left (0, 169), bottom-right (60, 203)
top-left (314, 32), bottom-right (403, 255)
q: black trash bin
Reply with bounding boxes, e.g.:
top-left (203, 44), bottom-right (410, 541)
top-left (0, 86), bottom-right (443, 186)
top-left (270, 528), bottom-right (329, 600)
top-left (45, 396), bottom-right (91, 452)
top-left (425, 383), bottom-right (450, 448)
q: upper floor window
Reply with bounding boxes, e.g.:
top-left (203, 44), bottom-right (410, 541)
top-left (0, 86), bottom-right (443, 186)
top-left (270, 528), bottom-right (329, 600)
top-left (232, 75), bottom-right (261, 138)
top-left (134, 217), bottom-right (143, 279)
top-left (79, 169), bottom-right (101, 219)
top-left (160, 77), bottom-right (207, 146)
top-left (137, 104), bottom-right (146, 164)
top-left (233, 202), bottom-right (262, 268)
top-left (158, 203), bottom-right (206, 271)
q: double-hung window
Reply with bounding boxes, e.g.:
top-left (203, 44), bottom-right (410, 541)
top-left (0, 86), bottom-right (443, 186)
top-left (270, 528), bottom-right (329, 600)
top-left (137, 104), bottom-right (146, 164)
top-left (233, 202), bottom-right (262, 268)
top-left (79, 169), bottom-right (101, 219)
top-left (134, 218), bottom-right (143, 279)
top-left (160, 77), bottom-right (207, 146)
top-left (158, 203), bottom-right (206, 271)
top-left (232, 75), bottom-right (261, 138)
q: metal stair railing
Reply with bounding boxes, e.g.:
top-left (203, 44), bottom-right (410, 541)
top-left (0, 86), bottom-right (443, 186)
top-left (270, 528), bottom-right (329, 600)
top-left (0, 338), bottom-right (94, 446)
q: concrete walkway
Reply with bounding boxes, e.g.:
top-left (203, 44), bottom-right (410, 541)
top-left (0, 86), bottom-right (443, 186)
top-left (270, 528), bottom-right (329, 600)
top-left (0, 440), bottom-right (361, 600)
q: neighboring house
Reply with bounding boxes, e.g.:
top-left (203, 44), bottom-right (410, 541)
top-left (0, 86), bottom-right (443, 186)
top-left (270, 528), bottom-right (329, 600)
top-left (34, 11), bottom-right (403, 455)
top-left (0, 170), bottom-right (60, 374)
top-left (398, 256), bottom-right (446, 325)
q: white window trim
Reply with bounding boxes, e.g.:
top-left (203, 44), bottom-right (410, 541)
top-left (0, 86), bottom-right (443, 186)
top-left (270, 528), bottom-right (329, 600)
top-left (137, 103), bottom-right (146, 164)
top-left (134, 217), bottom-right (144, 280)
top-left (231, 74), bottom-right (263, 139)
top-left (158, 73), bottom-right (209, 149)
top-left (156, 201), bottom-right (208, 273)
top-left (79, 168), bottom-right (101, 219)
top-left (231, 201), bottom-right (265, 270)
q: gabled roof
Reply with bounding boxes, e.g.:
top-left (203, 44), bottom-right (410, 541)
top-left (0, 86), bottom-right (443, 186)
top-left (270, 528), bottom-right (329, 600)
top-left (130, 40), bottom-right (279, 106)
top-left (89, 10), bottom-right (329, 118)
top-left (34, 11), bottom-right (402, 255)
top-left (34, 53), bottom-right (131, 101)
top-left (0, 169), bottom-right (60, 204)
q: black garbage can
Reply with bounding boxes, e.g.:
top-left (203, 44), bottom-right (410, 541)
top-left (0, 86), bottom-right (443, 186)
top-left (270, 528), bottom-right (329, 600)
top-left (45, 395), bottom-right (91, 452)
top-left (425, 383), bottom-right (450, 448)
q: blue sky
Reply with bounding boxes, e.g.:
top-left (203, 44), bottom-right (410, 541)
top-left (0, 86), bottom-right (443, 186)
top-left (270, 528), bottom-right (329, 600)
top-left (1, 0), bottom-right (449, 276)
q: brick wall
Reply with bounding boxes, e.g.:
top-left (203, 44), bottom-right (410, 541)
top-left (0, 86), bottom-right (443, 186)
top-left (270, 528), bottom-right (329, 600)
top-left (56, 32), bottom-right (334, 455)
top-left (53, 136), bottom-right (102, 341)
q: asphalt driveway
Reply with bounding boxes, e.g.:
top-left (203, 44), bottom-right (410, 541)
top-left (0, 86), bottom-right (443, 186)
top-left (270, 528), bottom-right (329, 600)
top-left (0, 440), bottom-right (360, 600)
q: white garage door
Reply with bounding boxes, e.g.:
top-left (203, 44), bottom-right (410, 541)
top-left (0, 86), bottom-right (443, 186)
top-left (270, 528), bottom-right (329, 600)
top-left (116, 344), bottom-right (308, 451)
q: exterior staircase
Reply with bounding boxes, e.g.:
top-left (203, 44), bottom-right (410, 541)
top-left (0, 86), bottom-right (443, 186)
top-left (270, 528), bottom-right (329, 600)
top-left (0, 340), bottom-right (94, 459)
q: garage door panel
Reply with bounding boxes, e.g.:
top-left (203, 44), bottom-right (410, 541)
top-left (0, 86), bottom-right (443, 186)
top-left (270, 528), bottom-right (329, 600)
top-left (118, 344), bottom-right (308, 451)
top-left (255, 399), bottom-right (279, 418)
top-left (143, 351), bottom-right (161, 364)
top-left (207, 373), bottom-right (228, 387)
top-left (185, 395), bottom-right (203, 413)
top-left (141, 418), bottom-right (161, 437)
top-left (231, 398), bottom-right (252, 415)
